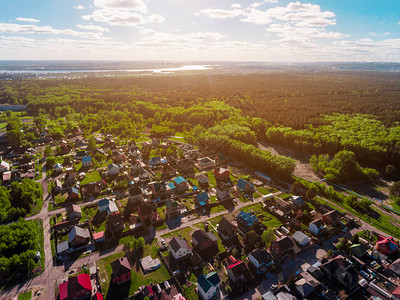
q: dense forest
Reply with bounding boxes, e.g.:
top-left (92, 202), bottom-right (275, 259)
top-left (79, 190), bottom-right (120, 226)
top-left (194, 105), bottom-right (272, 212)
top-left (1, 72), bottom-right (400, 177)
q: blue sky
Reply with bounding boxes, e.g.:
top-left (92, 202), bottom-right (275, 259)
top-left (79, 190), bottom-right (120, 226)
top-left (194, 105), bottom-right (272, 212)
top-left (0, 0), bottom-right (399, 61)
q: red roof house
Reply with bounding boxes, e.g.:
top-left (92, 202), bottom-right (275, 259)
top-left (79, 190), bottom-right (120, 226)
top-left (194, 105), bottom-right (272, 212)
top-left (375, 235), bottom-right (398, 256)
top-left (59, 273), bottom-right (92, 300)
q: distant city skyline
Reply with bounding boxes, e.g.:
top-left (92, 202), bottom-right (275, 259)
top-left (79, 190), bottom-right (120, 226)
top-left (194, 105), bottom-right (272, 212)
top-left (1, 0), bottom-right (399, 61)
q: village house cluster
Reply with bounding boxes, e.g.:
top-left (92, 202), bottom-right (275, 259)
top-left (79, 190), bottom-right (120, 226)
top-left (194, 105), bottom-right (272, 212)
top-left (3, 126), bottom-right (400, 300)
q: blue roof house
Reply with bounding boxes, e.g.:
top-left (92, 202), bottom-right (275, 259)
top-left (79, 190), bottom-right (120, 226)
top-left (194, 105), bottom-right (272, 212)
top-left (173, 176), bottom-right (188, 192)
top-left (236, 178), bottom-right (255, 194)
top-left (195, 192), bottom-right (209, 208)
top-left (236, 210), bottom-right (262, 234)
top-left (197, 272), bottom-right (220, 300)
top-left (82, 156), bottom-right (92, 167)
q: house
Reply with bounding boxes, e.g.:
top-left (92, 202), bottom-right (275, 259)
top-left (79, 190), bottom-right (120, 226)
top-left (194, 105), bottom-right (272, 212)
top-left (375, 235), bottom-right (399, 256)
top-left (197, 173), bottom-right (210, 188)
top-left (322, 210), bottom-right (341, 226)
top-left (254, 172), bottom-right (271, 184)
top-left (2, 171), bottom-right (11, 183)
top-left (274, 198), bottom-right (292, 215)
top-left (214, 167), bottom-right (230, 182)
top-left (320, 256), bottom-right (358, 291)
top-left (218, 217), bottom-right (237, 240)
top-left (191, 229), bottom-right (218, 250)
top-left (106, 212), bottom-right (124, 236)
top-left (309, 219), bottom-right (325, 236)
top-left (390, 258), bottom-right (400, 275)
top-left (67, 187), bottom-right (80, 202)
top-left (93, 231), bottom-right (105, 244)
top-left (197, 272), bottom-right (220, 300)
top-left (129, 185), bottom-right (144, 203)
top-left (68, 226), bottom-right (90, 248)
top-left (295, 271), bottom-right (320, 299)
top-left (149, 156), bottom-right (162, 168)
top-left (289, 195), bottom-right (305, 208)
top-left (66, 204), bottom-right (82, 220)
top-left (216, 183), bottom-right (232, 202)
top-left (54, 163), bottom-right (63, 173)
top-left (53, 179), bottom-right (63, 194)
top-left (57, 240), bottom-right (69, 257)
top-left (226, 260), bottom-right (249, 284)
top-left (107, 163), bottom-right (121, 176)
top-left (98, 198), bottom-right (119, 215)
top-left (83, 181), bottom-right (103, 199)
top-left (111, 257), bottom-right (132, 285)
top-left (350, 243), bottom-right (368, 258)
top-left (137, 201), bottom-right (158, 224)
top-left (0, 161), bottom-right (10, 173)
top-left (75, 150), bottom-right (87, 160)
top-left (82, 156), bottom-right (92, 167)
top-left (248, 249), bottom-right (274, 273)
top-left (59, 273), bottom-right (92, 300)
top-left (64, 171), bottom-right (76, 187)
top-left (236, 178), bottom-right (255, 195)
top-left (197, 157), bottom-right (216, 170)
top-left (169, 237), bottom-right (192, 260)
top-left (236, 210), bottom-right (262, 234)
top-left (271, 236), bottom-right (294, 258)
top-left (150, 182), bottom-right (171, 199)
top-left (195, 192), bottom-right (209, 208)
top-left (166, 199), bottom-right (180, 219)
top-left (173, 176), bottom-right (189, 192)
top-left (292, 231), bottom-right (311, 247)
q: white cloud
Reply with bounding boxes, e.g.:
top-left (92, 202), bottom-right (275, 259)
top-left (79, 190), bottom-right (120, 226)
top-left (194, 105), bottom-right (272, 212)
top-left (369, 32), bottom-right (391, 37)
top-left (231, 3), bottom-right (241, 9)
top-left (83, 0), bottom-right (164, 26)
top-left (148, 14), bottom-right (165, 23)
top-left (138, 28), bottom-right (154, 35)
top-left (199, 8), bottom-right (244, 19)
top-left (82, 9), bottom-right (147, 26)
top-left (76, 24), bottom-right (110, 32)
top-left (94, 0), bottom-right (147, 12)
top-left (250, 0), bottom-right (279, 8)
top-left (0, 23), bottom-right (104, 39)
top-left (16, 17), bottom-right (40, 23)
top-left (74, 5), bottom-right (85, 10)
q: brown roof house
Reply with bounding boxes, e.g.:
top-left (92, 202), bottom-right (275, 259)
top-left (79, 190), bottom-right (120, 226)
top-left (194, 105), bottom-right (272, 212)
top-left (191, 229), bottom-right (218, 251)
top-left (271, 236), bottom-right (294, 259)
top-left (218, 217), bottom-right (237, 241)
top-left (68, 226), bottom-right (90, 248)
top-left (322, 210), bottom-right (342, 226)
top-left (111, 257), bottom-right (132, 285)
top-left (137, 201), bottom-right (158, 224)
top-left (66, 204), bottom-right (82, 221)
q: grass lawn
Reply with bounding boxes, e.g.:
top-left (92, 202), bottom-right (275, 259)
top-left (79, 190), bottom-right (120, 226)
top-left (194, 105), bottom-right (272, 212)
top-left (161, 227), bottom-right (193, 242)
top-left (18, 290), bottom-right (32, 300)
top-left (206, 171), bottom-right (217, 187)
top-left (98, 241), bottom-right (170, 297)
top-left (81, 206), bottom-right (98, 222)
top-left (98, 252), bottom-right (125, 296)
top-left (35, 220), bottom-right (45, 274)
top-left (54, 195), bottom-right (66, 205)
top-left (241, 203), bottom-right (282, 229)
top-left (81, 170), bottom-right (102, 185)
top-left (258, 186), bottom-right (275, 195)
top-left (210, 205), bottom-right (225, 214)
top-left (182, 274), bottom-right (199, 300)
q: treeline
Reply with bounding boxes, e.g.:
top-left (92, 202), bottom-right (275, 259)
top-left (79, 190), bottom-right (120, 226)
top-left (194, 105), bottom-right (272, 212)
top-left (0, 219), bottom-right (42, 282)
top-left (3, 72), bottom-right (400, 128)
top-left (198, 133), bottom-right (295, 180)
top-left (265, 114), bottom-right (400, 167)
top-left (310, 150), bottom-right (379, 183)
top-left (0, 178), bottom-right (43, 223)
